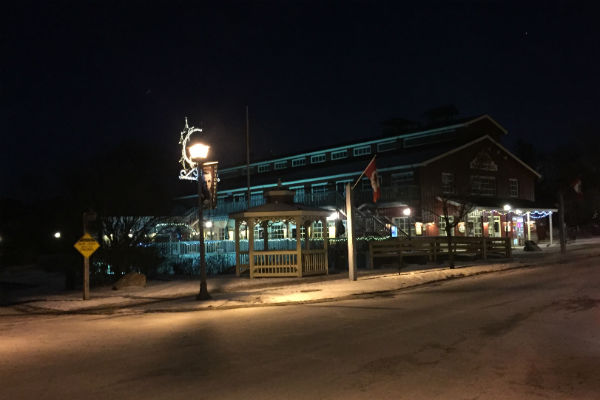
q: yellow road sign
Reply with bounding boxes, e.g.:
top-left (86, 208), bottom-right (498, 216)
top-left (74, 233), bottom-right (100, 258)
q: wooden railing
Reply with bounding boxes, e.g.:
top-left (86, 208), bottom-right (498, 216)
top-left (302, 250), bottom-right (328, 276)
top-left (252, 251), bottom-right (299, 277)
top-left (369, 236), bottom-right (511, 268)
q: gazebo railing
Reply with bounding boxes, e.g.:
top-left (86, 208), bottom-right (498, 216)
top-left (302, 249), bottom-right (327, 276)
top-left (252, 250), bottom-right (299, 277)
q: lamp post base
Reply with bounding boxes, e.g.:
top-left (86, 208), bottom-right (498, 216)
top-left (196, 281), bottom-right (211, 300)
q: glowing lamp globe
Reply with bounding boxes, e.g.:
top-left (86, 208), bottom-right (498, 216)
top-left (503, 204), bottom-right (512, 212)
top-left (403, 208), bottom-right (411, 216)
top-left (188, 143), bottom-right (210, 161)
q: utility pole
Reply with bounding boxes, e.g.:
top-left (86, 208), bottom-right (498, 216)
top-left (246, 106), bottom-right (251, 209)
top-left (559, 191), bottom-right (566, 255)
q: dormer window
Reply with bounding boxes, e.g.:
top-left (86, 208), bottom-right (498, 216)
top-left (377, 141), bottom-right (396, 152)
top-left (331, 150), bottom-right (348, 160)
top-left (311, 154), bottom-right (326, 164)
top-left (258, 164), bottom-right (271, 173)
top-left (274, 161), bottom-right (287, 170)
top-left (353, 145), bottom-right (371, 157)
top-left (292, 158), bottom-right (306, 167)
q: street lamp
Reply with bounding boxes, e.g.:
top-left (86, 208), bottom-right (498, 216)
top-left (503, 204), bottom-right (511, 238)
top-left (189, 141), bottom-right (211, 300)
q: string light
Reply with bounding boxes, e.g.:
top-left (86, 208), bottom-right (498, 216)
top-left (529, 211), bottom-right (552, 219)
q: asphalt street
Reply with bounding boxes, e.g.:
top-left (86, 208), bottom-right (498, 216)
top-left (2, 256), bottom-right (600, 399)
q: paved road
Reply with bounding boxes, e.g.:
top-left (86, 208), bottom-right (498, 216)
top-left (2, 257), bottom-right (600, 399)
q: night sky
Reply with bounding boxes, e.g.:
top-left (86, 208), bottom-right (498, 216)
top-left (3, 1), bottom-right (599, 199)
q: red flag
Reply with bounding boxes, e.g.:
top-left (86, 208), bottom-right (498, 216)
top-left (364, 157), bottom-right (380, 203)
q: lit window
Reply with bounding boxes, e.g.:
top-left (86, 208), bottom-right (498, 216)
top-left (353, 146), bottom-right (371, 157)
top-left (331, 150), bottom-right (348, 160)
top-left (274, 161), bottom-right (287, 170)
top-left (377, 141), bottom-right (396, 152)
top-left (509, 178), bottom-right (519, 197)
top-left (438, 216), bottom-right (455, 236)
top-left (269, 223), bottom-right (285, 239)
top-left (258, 164), bottom-right (271, 173)
top-left (292, 158), bottom-right (306, 167)
top-left (311, 154), bottom-right (326, 164)
top-left (312, 221), bottom-right (324, 239)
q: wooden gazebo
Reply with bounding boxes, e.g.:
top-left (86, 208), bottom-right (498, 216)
top-left (229, 187), bottom-right (331, 278)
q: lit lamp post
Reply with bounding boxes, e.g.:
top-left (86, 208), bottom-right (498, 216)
top-left (403, 207), bottom-right (412, 239)
top-left (189, 142), bottom-right (211, 300)
top-left (503, 204), bottom-right (511, 239)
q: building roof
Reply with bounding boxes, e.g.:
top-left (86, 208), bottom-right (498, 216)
top-left (214, 134), bottom-right (539, 194)
top-left (220, 114), bottom-right (506, 170)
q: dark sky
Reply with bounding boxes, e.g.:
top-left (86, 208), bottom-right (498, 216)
top-left (2, 1), bottom-right (599, 199)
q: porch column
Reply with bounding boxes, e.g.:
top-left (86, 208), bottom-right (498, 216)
top-left (296, 217), bottom-right (303, 277)
top-left (481, 211), bottom-right (487, 260)
top-left (234, 219), bottom-right (240, 276)
top-left (526, 212), bottom-right (531, 241)
top-left (549, 211), bottom-right (553, 246)
top-left (248, 218), bottom-right (255, 279)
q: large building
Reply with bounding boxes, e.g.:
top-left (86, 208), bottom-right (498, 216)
top-left (179, 114), bottom-right (554, 247)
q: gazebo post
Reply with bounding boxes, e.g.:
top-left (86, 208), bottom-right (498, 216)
top-left (262, 220), bottom-right (269, 251)
top-left (248, 218), bottom-right (255, 279)
top-left (323, 217), bottom-right (329, 275)
top-left (296, 217), bottom-right (303, 277)
top-left (234, 219), bottom-right (240, 276)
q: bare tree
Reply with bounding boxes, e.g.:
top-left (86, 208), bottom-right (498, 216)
top-left (422, 187), bottom-right (476, 268)
top-left (98, 216), bottom-right (167, 277)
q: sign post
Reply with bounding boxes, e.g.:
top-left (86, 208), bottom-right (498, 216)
top-left (74, 233), bottom-right (100, 300)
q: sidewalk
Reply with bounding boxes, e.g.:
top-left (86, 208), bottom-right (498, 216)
top-left (2, 237), bottom-right (600, 316)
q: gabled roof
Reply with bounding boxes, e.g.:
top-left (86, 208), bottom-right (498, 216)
top-left (420, 135), bottom-right (541, 178)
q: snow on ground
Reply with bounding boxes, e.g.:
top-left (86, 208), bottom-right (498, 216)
top-left (2, 237), bottom-right (600, 315)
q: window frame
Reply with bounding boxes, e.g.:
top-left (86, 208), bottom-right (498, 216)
top-left (331, 150), bottom-right (348, 160)
top-left (377, 140), bottom-right (396, 152)
top-left (257, 164), bottom-right (271, 173)
top-left (291, 158), bottom-right (306, 167)
top-left (310, 154), bottom-right (326, 164)
top-left (353, 145), bottom-right (371, 157)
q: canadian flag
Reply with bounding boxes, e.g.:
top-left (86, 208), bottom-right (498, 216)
top-left (364, 157), bottom-right (381, 203)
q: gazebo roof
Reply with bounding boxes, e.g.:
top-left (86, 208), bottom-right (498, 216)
top-left (229, 202), bottom-right (332, 219)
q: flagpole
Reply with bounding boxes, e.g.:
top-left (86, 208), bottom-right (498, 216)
top-left (352, 155), bottom-right (377, 190)
top-left (246, 106), bottom-right (251, 208)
